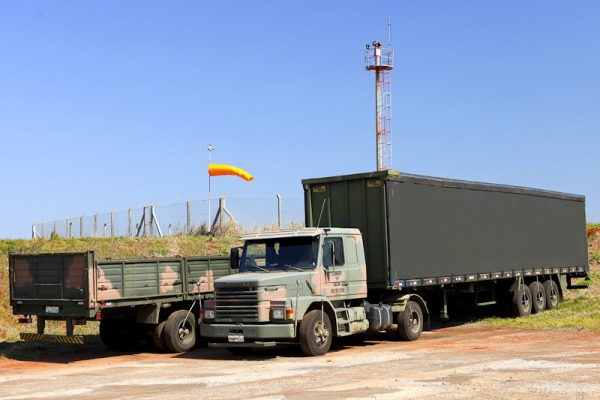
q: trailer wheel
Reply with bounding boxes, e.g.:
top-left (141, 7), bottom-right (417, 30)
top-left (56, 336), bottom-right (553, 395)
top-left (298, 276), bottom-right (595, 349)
top-left (544, 280), bottom-right (560, 310)
top-left (512, 285), bottom-right (532, 317)
top-left (153, 320), bottom-right (168, 352)
top-left (397, 301), bottom-right (423, 341)
top-left (299, 310), bottom-right (332, 356)
top-left (164, 310), bottom-right (197, 353)
top-left (100, 319), bottom-right (140, 351)
top-left (529, 281), bottom-right (546, 314)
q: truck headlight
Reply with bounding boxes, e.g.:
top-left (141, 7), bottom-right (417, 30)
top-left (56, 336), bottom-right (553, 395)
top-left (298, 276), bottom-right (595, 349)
top-left (272, 309), bottom-right (285, 320)
top-left (202, 309), bottom-right (215, 320)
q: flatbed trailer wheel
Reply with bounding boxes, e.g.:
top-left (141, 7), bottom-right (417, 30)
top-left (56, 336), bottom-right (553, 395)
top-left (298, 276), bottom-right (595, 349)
top-left (512, 285), bottom-right (532, 317)
top-left (544, 280), bottom-right (560, 310)
top-left (397, 301), bottom-right (423, 341)
top-left (299, 310), bottom-right (332, 356)
top-left (164, 310), bottom-right (197, 353)
top-left (153, 320), bottom-right (168, 352)
top-left (529, 281), bottom-right (547, 314)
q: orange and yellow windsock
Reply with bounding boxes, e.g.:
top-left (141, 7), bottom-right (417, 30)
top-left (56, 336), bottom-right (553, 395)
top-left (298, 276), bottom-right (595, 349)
top-left (208, 163), bottom-right (254, 182)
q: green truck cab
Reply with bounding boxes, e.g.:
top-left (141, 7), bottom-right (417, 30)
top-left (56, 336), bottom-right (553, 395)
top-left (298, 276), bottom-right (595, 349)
top-left (200, 227), bottom-right (425, 356)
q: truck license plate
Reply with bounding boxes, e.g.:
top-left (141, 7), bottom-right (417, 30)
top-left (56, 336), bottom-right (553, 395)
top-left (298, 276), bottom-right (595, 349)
top-left (45, 306), bottom-right (59, 314)
top-left (228, 334), bottom-right (244, 343)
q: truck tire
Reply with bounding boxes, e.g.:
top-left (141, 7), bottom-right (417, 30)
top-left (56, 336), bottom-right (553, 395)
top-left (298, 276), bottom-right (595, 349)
top-left (299, 310), bottom-right (332, 356)
top-left (153, 320), bottom-right (168, 352)
top-left (529, 281), bottom-right (546, 314)
top-left (100, 319), bottom-right (140, 351)
top-left (397, 301), bottom-right (423, 341)
top-left (164, 310), bottom-right (197, 353)
top-left (512, 285), bottom-right (532, 317)
top-left (544, 280), bottom-right (560, 310)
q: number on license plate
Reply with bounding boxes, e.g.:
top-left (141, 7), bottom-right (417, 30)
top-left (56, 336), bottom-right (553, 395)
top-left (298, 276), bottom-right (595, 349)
top-left (228, 334), bottom-right (244, 343)
top-left (45, 306), bottom-right (59, 314)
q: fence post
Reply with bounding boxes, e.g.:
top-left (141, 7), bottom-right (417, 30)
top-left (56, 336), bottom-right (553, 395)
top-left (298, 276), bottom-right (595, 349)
top-left (103, 223), bottom-right (107, 237)
top-left (32, 223), bottom-right (37, 239)
top-left (143, 205), bottom-right (148, 237)
top-left (150, 205), bottom-right (155, 237)
top-left (94, 213), bottom-right (99, 237)
top-left (42, 221), bottom-right (46, 238)
top-left (80, 215), bottom-right (84, 238)
top-left (277, 194), bottom-right (282, 229)
top-left (187, 198), bottom-right (191, 235)
top-left (128, 208), bottom-right (132, 237)
top-left (111, 210), bottom-right (115, 237)
top-left (53, 221), bottom-right (57, 237)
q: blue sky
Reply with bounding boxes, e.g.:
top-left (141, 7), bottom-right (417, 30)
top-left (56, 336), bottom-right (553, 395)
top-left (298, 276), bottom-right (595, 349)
top-left (1, 1), bottom-right (599, 239)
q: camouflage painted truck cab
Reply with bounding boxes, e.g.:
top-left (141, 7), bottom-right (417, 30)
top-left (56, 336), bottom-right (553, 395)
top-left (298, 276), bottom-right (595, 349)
top-left (201, 170), bottom-right (589, 356)
top-left (9, 251), bottom-right (232, 352)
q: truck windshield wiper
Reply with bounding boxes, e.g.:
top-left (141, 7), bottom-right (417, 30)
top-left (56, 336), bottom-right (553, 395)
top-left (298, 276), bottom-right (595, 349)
top-left (248, 264), bottom-right (269, 272)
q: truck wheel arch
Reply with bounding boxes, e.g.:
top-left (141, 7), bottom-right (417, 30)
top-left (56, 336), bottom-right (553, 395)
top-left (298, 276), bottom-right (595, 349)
top-left (395, 294), bottom-right (430, 332)
top-left (302, 301), bottom-right (337, 337)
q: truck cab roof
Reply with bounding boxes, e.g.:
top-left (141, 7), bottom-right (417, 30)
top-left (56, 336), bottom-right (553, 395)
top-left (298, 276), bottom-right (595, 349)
top-left (241, 227), bottom-right (361, 241)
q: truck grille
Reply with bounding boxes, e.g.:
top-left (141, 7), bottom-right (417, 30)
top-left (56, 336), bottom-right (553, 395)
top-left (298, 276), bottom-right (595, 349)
top-left (215, 286), bottom-right (259, 322)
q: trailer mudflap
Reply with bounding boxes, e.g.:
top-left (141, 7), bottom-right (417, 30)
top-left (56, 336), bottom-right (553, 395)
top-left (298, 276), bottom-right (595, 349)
top-left (20, 333), bottom-right (84, 345)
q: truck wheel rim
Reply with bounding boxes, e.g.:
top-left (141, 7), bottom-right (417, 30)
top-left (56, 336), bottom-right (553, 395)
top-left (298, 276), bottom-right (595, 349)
top-left (314, 322), bottom-right (329, 347)
top-left (409, 311), bottom-right (420, 333)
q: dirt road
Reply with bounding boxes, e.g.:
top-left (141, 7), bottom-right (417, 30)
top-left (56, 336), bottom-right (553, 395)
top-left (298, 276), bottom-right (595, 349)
top-left (1, 325), bottom-right (599, 399)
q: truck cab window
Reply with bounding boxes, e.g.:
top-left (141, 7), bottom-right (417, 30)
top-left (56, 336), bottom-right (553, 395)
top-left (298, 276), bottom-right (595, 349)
top-left (323, 237), bottom-right (344, 266)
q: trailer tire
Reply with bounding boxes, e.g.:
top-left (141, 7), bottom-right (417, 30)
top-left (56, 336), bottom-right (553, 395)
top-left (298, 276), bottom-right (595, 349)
top-left (153, 320), bottom-right (168, 352)
top-left (100, 319), bottom-right (140, 351)
top-left (544, 280), bottom-right (560, 310)
top-left (299, 310), bottom-right (332, 356)
top-left (512, 285), bottom-right (532, 317)
top-left (529, 281), bottom-right (546, 314)
top-left (397, 301), bottom-right (423, 341)
top-left (164, 310), bottom-right (197, 353)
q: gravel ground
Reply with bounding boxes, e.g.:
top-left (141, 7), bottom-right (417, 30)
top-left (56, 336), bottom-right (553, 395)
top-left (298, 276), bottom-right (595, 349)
top-left (1, 324), bottom-right (600, 400)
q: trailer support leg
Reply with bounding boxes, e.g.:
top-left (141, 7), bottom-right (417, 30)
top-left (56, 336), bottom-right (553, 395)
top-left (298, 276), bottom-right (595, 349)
top-left (66, 319), bottom-right (74, 336)
top-left (440, 290), bottom-right (449, 321)
top-left (37, 316), bottom-right (46, 335)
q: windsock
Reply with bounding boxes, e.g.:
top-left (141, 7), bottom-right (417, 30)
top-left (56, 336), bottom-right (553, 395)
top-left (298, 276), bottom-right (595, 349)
top-left (208, 163), bottom-right (254, 182)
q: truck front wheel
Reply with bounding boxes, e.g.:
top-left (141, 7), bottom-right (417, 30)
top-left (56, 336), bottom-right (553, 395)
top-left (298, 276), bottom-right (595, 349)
top-left (299, 310), bottom-right (332, 356)
top-left (397, 301), bottom-right (423, 341)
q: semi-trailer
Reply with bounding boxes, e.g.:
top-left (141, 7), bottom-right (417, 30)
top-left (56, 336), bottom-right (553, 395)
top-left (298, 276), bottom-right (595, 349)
top-left (9, 251), bottom-right (233, 352)
top-left (200, 170), bottom-right (589, 356)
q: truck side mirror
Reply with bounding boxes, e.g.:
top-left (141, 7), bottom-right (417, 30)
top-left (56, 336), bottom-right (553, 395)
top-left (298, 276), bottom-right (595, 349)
top-left (230, 247), bottom-right (241, 270)
top-left (322, 241), bottom-right (334, 269)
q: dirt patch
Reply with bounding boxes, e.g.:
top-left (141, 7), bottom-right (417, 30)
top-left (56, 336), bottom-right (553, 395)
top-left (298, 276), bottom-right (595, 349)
top-left (1, 325), bottom-right (599, 399)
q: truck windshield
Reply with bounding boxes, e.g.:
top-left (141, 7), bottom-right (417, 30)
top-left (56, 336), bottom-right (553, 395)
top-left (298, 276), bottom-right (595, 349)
top-left (240, 236), bottom-right (319, 272)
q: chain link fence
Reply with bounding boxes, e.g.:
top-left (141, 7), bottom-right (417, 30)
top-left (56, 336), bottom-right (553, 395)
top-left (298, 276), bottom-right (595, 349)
top-left (32, 196), bottom-right (305, 238)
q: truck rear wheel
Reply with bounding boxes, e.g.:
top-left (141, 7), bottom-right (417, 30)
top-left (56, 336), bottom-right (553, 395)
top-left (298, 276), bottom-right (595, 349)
top-left (153, 320), bottom-right (168, 352)
top-left (544, 280), bottom-right (560, 310)
top-left (512, 285), bottom-right (532, 317)
top-left (397, 301), bottom-right (423, 341)
top-left (529, 281), bottom-right (546, 314)
top-left (299, 310), bottom-right (332, 356)
top-left (164, 310), bottom-right (197, 353)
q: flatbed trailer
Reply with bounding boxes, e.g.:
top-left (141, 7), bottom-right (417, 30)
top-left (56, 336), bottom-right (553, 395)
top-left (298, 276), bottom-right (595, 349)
top-left (9, 251), bottom-right (233, 352)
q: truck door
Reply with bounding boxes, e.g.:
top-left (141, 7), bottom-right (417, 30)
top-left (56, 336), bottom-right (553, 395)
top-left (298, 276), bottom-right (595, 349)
top-left (321, 236), bottom-right (365, 299)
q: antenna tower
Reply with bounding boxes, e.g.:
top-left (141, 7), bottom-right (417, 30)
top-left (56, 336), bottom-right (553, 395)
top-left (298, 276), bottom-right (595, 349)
top-left (365, 18), bottom-right (394, 171)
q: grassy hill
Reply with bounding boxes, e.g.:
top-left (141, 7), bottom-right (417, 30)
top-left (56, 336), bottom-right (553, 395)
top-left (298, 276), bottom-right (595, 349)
top-left (1, 228), bottom-right (599, 344)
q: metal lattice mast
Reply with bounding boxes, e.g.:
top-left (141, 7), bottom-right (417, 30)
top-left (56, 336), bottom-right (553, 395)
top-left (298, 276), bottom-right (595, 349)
top-left (365, 22), bottom-right (394, 171)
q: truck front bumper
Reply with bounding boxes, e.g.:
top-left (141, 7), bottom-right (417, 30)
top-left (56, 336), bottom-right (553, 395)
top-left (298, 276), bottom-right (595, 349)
top-left (200, 322), bottom-right (296, 345)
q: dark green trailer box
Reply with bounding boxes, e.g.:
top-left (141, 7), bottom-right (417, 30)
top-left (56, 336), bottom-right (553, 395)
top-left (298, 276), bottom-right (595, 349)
top-left (302, 170), bottom-right (589, 290)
